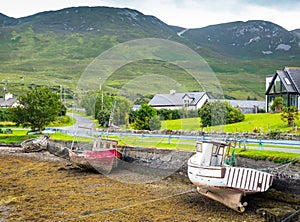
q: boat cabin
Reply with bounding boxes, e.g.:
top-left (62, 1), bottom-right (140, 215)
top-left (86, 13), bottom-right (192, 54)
top-left (195, 141), bottom-right (228, 167)
top-left (93, 138), bottom-right (118, 151)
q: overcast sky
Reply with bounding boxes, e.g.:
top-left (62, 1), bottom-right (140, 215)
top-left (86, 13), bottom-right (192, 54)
top-left (1, 0), bottom-right (300, 30)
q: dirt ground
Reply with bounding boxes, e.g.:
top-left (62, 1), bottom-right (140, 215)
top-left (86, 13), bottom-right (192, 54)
top-left (0, 147), bottom-right (298, 221)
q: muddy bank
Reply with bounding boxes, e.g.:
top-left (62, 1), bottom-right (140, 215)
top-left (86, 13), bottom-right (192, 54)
top-left (118, 145), bottom-right (300, 197)
top-left (48, 140), bottom-right (300, 197)
top-left (1, 147), bottom-right (300, 221)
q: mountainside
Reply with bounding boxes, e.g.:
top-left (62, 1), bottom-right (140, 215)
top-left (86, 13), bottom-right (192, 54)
top-left (0, 6), bottom-right (300, 101)
top-left (180, 20), bottom-right (300, 58)
top-left (292, 29), bottom-right (300, 39)
top-left (16, 7), bottom-right (179, 38)
top-left (0, 13), bottom-right (17, 26)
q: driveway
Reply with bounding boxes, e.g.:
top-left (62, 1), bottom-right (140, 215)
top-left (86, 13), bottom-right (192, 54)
top-left (53, 113), bottom-right (96, 137)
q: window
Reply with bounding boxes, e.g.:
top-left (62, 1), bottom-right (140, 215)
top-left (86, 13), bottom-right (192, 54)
top-left (183, 99), bottom-right (189, 108)
top-left (284, 77), bottom-right (291, 85)
top-left (290, 94), bottom-right (298, 107)
top-left (274, 76), bottom-right (281, 93)
top-left (218, 146), bottom-right (225, 155)
top-left (212, 144), bottom-right (218, 154)
top-left (196, 142), bottom-right (202, 152)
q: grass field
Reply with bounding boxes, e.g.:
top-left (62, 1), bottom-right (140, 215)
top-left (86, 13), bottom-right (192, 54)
top-left (162, 113), bottom-right (300, 133)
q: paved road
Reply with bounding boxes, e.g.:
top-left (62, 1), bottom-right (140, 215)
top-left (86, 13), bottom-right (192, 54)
top-left (53, 113), bottom-right (96, 137)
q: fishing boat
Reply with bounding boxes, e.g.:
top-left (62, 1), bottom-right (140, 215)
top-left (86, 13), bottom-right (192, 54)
top-left (188, 140), bottom-right (273, 212)
top-left (68, 138), bottom-right (121, 174)
top-left (21, 135), bottom-right (49, 152)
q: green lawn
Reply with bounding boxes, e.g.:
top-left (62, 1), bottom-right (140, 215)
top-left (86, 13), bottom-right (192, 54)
top-left (161, 113), bottom-right (300, 134)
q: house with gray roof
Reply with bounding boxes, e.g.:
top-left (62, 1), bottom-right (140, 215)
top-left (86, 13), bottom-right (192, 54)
top-left (0, 93), bottom-right (18, 108)
top-left (148, 90), bottom-right (209, 110)
top-left (265, 67), bottom-right (300, 112)
top-left (209, 99), bottom-right (265, 114)
top-left (226, 100), bottom-right (265, 113)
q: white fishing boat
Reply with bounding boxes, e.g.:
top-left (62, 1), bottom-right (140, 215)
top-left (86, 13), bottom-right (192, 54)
top-left (188, 140), bottom-right (273, 212)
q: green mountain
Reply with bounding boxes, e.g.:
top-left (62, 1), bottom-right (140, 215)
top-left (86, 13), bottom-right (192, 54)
top-left (0, 7), bottom-right (299, 102)
top-left (180, 20), bottom-right (300, 59)
top-left (292, 29), bottom-right (300, 39)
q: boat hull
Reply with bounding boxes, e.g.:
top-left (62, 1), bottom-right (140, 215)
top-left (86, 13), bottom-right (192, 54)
top-left (68, 149), bottom-right (121, 174)
top-left (188, 159), bottom-right (273, 212)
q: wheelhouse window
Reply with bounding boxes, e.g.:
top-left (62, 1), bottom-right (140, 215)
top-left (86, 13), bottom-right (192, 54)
top-left (218, 145), bottom-right (225, 155)
top-left (212, 144), bottom-right (218, 154)
top-left (196, 142), bottom-right (202, 152)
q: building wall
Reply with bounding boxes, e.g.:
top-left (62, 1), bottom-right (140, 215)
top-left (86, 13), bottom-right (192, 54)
top-left (196, 94), bottom-right (209, 110)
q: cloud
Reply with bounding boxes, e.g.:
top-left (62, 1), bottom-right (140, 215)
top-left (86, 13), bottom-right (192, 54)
top-left (239, 0), bottom-right (300, 10)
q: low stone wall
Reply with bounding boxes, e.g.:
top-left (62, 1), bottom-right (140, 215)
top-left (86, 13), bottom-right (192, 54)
top-left (100, 128), bottom-right (300, 140)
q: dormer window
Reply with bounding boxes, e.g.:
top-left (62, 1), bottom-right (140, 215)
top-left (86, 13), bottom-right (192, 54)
top-left (184, 99), bottom-right (189, 107)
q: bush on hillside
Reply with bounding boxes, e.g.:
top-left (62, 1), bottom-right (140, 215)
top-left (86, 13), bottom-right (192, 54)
top-left (198, 101), bottom-right (245, 127)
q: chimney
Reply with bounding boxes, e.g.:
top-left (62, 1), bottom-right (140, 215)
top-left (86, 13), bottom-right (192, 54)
top-left (170, 89), bottom-right (176, 95)
top-left (4, 93), bottom-right (13, 101)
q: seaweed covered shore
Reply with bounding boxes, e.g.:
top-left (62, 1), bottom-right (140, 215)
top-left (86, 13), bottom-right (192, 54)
top-left (0, 147), bottom-right (298, 221)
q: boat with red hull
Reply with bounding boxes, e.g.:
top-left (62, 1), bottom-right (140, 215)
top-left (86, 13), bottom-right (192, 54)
top-left (68, 138), bottom-right (121, 174)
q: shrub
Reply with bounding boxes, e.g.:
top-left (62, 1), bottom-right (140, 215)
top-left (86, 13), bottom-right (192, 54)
top-left (198, 101), bottom-right (245, 127)
top-left (267, 129), bottom-right (281, 139)
top-left (253, 127), bottom-right (261, 133)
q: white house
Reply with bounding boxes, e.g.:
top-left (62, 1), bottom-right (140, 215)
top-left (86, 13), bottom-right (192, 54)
top-left (148, 90), bottom-right (209, 110)
top-left (0, 93), bottom-right (18, 108)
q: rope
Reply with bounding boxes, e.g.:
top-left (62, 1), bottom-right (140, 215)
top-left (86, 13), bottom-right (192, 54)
top-left (257, 157), bottom-right (300, 173)
top-left (280, 208), bottom-right (300, 222)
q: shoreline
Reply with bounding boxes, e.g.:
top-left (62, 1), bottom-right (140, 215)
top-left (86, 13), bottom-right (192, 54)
top-left (0, 147), bottom-right (299, 221)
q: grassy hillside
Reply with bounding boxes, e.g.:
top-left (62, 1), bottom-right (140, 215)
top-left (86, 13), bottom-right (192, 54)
top-left (1, 7), bottom-right (300, 103)
top-left (162, 113), bottom-right (300, 133)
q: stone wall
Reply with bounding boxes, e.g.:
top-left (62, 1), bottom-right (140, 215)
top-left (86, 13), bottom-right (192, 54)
top-left (98, 128), bottom-right (300, 140)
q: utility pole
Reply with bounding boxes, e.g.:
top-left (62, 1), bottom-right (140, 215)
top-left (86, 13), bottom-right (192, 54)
top-left (60, 85), bottom-right (63, 102)
top-left (99, 78), bottom-right (103, 110)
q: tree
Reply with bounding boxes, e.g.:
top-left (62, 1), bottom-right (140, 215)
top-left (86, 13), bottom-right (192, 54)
top-left (281, 106), bottom-right (299, 126)
top-left (198, 101), bottom-right (226, 127)
top-left (226, 103), bottom-right (245, 124)
top-left (198, 101), bottom-right (245, 127)
top-left (95, 95), bottom-right (132, 127)
top-left (0, 109), bottom-right (11, 122)
top-left (10, 87), bottom-right (62, 132)
top-left (97, 109), bottom-right (111, 127)
top-left (131, 104), bottom-right (157, 130)
top-left (114, 96), bottom-right (132, 125)
top-left (270, 97), bottom-right (283, 112)
top-left (148, 115), bottom-right (161, 130)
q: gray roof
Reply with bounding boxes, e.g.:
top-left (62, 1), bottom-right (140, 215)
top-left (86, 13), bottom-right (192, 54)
top-left (209, 99), bottom-right (265, 109)
top-left (0, 97), bottom-right (18, 107)
top-left (149, 92), bottom-right (207, 107)
top-left (277, 70), bottom-right (297, 93)
top-left (266, 67), bottom-right (300, 94)
top-left (227, 100), bottom-right (265, 109)
top-left (284, 67), bottom-right (300, 93)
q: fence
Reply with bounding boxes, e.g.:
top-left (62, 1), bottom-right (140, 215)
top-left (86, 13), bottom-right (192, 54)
top-left (50, 128), bottom-right (300, 154)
